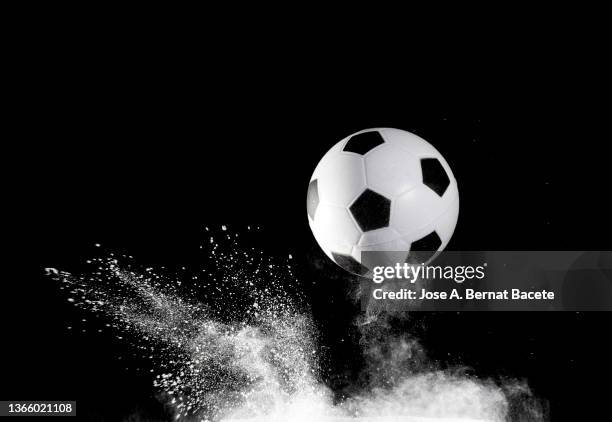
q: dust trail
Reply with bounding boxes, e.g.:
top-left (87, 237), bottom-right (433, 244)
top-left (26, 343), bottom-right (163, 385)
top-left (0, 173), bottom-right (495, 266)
top-left (46, 228), bottom-right (543, 421)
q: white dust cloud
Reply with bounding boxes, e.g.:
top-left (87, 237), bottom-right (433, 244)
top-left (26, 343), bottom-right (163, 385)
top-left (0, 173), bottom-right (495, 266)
top-left (46, 227), bottom-right (543, 421)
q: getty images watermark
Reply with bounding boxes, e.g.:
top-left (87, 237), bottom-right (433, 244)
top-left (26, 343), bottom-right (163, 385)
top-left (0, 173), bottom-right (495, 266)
top-left (359, 251), bottom-right (612, 311)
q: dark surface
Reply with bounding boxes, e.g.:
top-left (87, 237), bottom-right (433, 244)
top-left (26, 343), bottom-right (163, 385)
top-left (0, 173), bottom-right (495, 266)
top-left (331, 252), bottom-right (370, 277)
top-left (343, 131), bottom-right (386, 155)
top-left (3, 33), bottom-right (612, 421)
top-left (306, 179), bottom-right (319, 221)
top-left (349, 189), bottom-right (391, 232)
top-left (421, 157), bottom-right (451, 197)
top-left (407, 232), bottom-right (442, 264)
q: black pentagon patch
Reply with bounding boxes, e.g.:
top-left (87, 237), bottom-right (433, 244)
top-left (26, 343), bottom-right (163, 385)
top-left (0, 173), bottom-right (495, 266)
top-left (421, 158), bottom-right (451, 196)
top-left (331, 252), bottom-right (369, 276)
top-left (406, 231), bottom-right (442, 264)
top-left (343, 131), bottom-right (385, 155)
top-left (307, 179), bottom-right (319, 220)
top-left (349, 189), bottom-right (391, 232)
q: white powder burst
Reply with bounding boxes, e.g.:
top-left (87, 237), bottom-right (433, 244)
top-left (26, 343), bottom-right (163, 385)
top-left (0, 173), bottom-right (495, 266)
top-left (47, 228), bottom-right (542, 422)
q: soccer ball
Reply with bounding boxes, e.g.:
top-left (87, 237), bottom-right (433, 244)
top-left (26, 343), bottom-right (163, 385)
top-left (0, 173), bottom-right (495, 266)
top-left (307, 128), bottom-right (459, 276)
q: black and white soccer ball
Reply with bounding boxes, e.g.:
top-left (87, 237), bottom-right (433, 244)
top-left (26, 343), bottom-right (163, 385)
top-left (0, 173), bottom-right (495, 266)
top-left (307, 128), bottom-right (459, 276)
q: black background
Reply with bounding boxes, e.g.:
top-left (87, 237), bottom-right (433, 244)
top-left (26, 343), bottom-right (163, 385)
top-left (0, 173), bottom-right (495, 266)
top-left (3, 29), bottom-right (612, 421)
